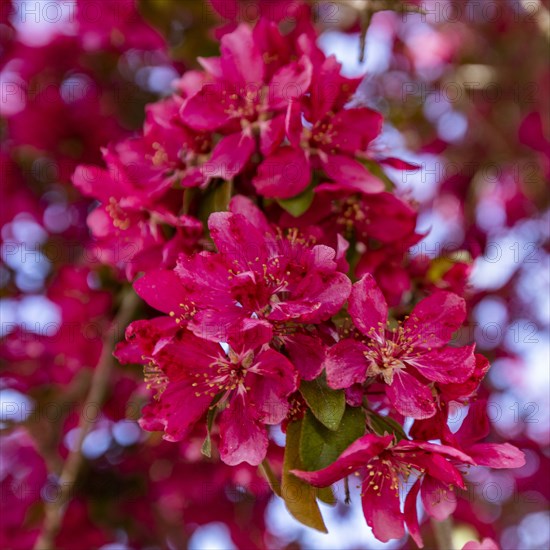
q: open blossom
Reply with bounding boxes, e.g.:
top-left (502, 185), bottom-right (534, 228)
top-left (279, 183), bottom-right (418, 248)
top-left (180, 22), bottom-right (313, 186)
top-left (72, 132), bottom-right (204, 278)
top-left (292, 433), bottom-right (475, 546)
top-left (325, 274), bottom-right (476, 418)
top-left (134, 196), bottom-right (351, 379)
top-left (120, 321), bottom-right (297, 466)
top-left (255, 55), bottom-right (385, 197)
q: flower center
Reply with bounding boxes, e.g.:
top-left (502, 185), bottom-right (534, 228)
top-left (191, 348), bottom-right (254, 399)
top-left (363, 326), bottom-right (413, 384)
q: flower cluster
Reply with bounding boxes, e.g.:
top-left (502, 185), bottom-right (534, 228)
top-left (3, 0), bottom-right (544, 548)
top-left (82, 10), bottom-right (526, 547)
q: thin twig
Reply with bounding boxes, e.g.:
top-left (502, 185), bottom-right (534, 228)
top-left (33, 289), bottom-right (140, 550)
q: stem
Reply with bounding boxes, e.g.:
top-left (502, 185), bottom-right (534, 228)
top-left (33, 289), bottom-right (140, 550)
top-left (431, 517), bottom-right (454, 550)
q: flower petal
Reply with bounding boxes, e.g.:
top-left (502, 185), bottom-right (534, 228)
top-left (218, 394), bottom-right (268, 466)
top-left (268, 56), bottom-right (312, 110)
top-left (253, 146), bottom-right (310, 199)
top-left (329, 108), bottom-right (383, 153)
top-left (205, 132), bottom-right (255, 180)
top-left (386, 371), bottom-right (436, 419)
top-left (404, 479), bottom-right (423, 548)
top-left (420, 476), bottom-right (457, 521)
top-left (220, 24), bottom-right (264, 86)
top-left (247, 349), bottom-right (297, 423)
top-left (140, 380), bottom-right (211, 442)
top-left (325, 338), bottom-right (369, 390)
top-left (404, 291), bottom-right (466, 349)
top-left (284, 332), bottom-right (326, 381)
top-left (361, 464), bottom-right (406, 542)
top-left (467, 443), bottom-right (526, 469)
top-left (348, 274), bottom-right (388, 340)
top-left (407, 345), bottom-right (476, 384)
top-left (133, 269), bottom-right (188, 316)
top-left (322, 154), bottom-right (384, 194)
top-left (291, 434), bottom-right (391, 486)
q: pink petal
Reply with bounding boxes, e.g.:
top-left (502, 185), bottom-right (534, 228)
top-left (180, 86), bottom-right (232, 131)
top-left (403, 452), bottom-right (466, 489)
top-left (360, 192), bottom-right (417, 243)
top-left (379, 157), bottom-right (420, 170)
top-left (253, 147), bottom-right (310, 199)
top-left (284, 332), bottom-right (326, 381)
top-left (407, 345), bottom-right (476, 384)
top-left (361, 465), bottom-right (406, 542)
top-left (455, 399), bottom-right (490, 445)
top-left (205, 132), bottom-right (255, 180)
top-left (268, 56), bottom-right (312, 110)
top-left (141, 380), bottom-right (211, 442)
top-left (348, 274), bottom-right (388, 340)
top-left (218, 394), bottom-right (268, 466)
top-left (467, 443), bottom-right (526, 469)
top-left (285, 99), bottom-right (302, 147)
top-left (197, 56), bottom-right (223, 78)
top-left (462, 538), bottom-right (499, 550)
top-left (404, 291), bottom-right (466, 349)
top-left (229, 195), bottom-right (272, 235)
top-left (404, 479), bottom-right (423, 548)
top-left (329, 108), bottom-right (383, 153)
top-left (274, 271), bottom-right (351, 324)
top-left (220, 24), bottom-right (264, 86)
top-left (133, 269), bottom-right (188, 316)
top-left (188, 308), bottom-right (247, 342)
top-left (72, 165), bottom-right (121, 202)
top-left (208, 211), bottom-right (269, 267)
top-left (260, 114), bottom-right (286, 156)
top-left (324, 338), bottom-right (369, 389)
top-left (387, 371), bottom-right (436, 419)
top-left (322, 154), bottom-right (384, 194)
top-left (398, 440), bottom-right (475, 467)
top-left (291, 434), bottom-right (392, 486)
top-left (247, 348), bottom-right (297, 423)
top-left (309, 55), bottom-right (345, 118)
top-left (420, 476), bottom-right (457, 521)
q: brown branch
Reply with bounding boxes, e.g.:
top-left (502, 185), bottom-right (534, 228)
top-left (33, 289), bottom-right (140, 550)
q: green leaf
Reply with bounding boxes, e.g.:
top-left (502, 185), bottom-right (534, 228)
top-left (300, 407), bottom-right (366, 472)
top-left (368, 412), bottom-right (407, 441)
top-left (281, 420), bottom-right (328, 533)
top-left (259, 459), bottom-right (281, 497)
top-left (318, 486), bottom-right (336, 506)
top-left (198, 180), bottom-right (232, 225)
top-left (300, 376), bottom-right (346, 431)
top-left (276, 186), bottom-right (314, 217)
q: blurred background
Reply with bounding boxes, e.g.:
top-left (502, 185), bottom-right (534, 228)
top-left (1, 1), bottom-right (549, 549)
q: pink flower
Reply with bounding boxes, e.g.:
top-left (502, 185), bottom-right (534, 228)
top-left (135, 324), bottom-right (297, 466)
top-left (291, 433), bottom-right (474, 545)
top-left (134, 196), bottom-right (351, 379)
top-left (279, 184), bottom-right (418, 246)
top-left (254, 56), bottom-right (385, 197)
top-left (72, 139), bottom-right (204, 278)
top-left (180, 22), bottom-right (312, 186)
top-left (325, 274), bottom-right (476, 419)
